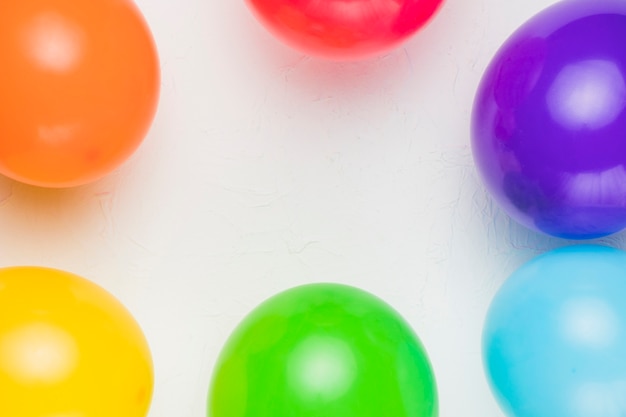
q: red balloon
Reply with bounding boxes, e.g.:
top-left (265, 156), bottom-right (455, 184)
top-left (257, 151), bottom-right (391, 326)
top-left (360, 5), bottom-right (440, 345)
top-left (246, 0), bottom-right (445, 60)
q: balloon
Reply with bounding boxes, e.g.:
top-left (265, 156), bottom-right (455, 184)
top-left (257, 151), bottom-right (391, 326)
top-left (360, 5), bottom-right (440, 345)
top-left (0, 0), bottom-right (160, 188)
top-left (246, 0), bottom-right (445, 60)
top-left (208, 283), bottom-right (437, 417)
top-left (471, 0), bottom-right (626, 239)
top-left (0, 267), bottom-right (153, 417)
top-left (483, 245), bottom-right (626, 417)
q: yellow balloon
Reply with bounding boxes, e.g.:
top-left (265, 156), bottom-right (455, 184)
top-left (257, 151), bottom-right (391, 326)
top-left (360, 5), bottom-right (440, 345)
top-left (0, 267), bottom-right (153, 417)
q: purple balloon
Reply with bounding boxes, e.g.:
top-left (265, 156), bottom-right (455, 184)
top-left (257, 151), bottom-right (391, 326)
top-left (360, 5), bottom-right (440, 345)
top-left (472, 0), bottom-right (626, 239)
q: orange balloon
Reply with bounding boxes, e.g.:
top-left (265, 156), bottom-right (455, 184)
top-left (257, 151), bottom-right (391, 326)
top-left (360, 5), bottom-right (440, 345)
top-left (0, 267), bottom-right (153, 417)
top-left (0, 0), bottom-right (160, 187)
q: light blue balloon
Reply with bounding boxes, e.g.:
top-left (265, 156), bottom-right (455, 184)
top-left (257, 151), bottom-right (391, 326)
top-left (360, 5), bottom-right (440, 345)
top-left (483, 245), bottom-right (626, 417)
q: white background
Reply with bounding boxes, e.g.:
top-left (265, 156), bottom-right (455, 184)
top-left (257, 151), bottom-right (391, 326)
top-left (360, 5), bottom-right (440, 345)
top-left (1, 0), bottom-right (623, 416)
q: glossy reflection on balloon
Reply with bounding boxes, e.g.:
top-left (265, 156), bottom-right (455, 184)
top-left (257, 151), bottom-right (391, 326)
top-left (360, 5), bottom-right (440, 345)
top-left (483, 245), bottom-right (626, 417)
top-left (24, 12), bottom-right (85, 72)
top-left (246, 0), bottom-right (445, 60)
top-left (208, 283), bottom-right (437, 417)
top-left (0, 323), bottom-right (79, 384)
top-left (0, 267), bottom-right (153, 417)
top-left (471, 0), bottom-right (626, 239)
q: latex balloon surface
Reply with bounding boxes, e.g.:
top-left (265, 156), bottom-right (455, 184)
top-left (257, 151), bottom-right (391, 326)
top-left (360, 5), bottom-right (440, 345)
top-left (0, 0), bottom-right (160, 187)
top-left (0, 267), bottom-right (153, 417)
top-left (483, 245), bottom-right (626, 417)
top-left (246, 0), bottom-right (445, 60)
top-left (209, 283), bottom-right (437, 417)
top-left (472, 0), bottom-right (626, 239)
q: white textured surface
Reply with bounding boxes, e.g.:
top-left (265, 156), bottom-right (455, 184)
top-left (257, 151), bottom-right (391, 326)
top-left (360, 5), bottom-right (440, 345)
top-left (1, 0), bottom-right (623, 416)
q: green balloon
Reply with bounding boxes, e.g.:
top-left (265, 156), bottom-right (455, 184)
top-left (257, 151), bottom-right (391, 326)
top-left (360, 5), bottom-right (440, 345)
top-left (208, 283), bottom-right (438, 417)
